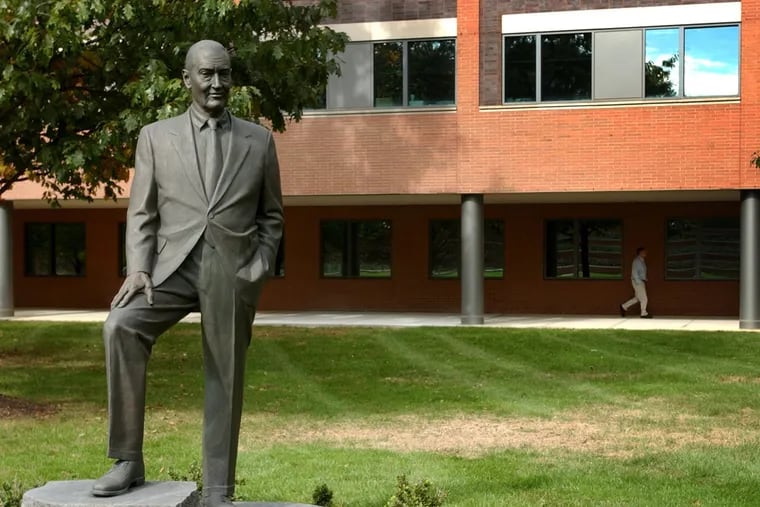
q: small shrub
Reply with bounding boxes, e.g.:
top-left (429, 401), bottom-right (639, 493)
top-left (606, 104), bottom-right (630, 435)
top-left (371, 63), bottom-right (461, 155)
top-left (167, 460), bottom-right (203, 491)
top-left (165, 461), bottom-right (245, 501)
top-left (1, 478), bottom-right (39, 507)
top-left (385, 475), bottom-right (446, 507)
top-left (312, 483), bottom-right (334, 506)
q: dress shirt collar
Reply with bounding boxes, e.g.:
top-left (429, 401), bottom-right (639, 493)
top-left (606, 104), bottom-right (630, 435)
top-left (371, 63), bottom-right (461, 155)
top-left (188, 104), bottom-right (230, 131)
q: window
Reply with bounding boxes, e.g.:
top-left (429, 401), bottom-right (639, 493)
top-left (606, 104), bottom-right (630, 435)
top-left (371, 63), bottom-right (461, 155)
top-left (429, 219), bottom-right (505, 279)
top-left (505, 24), bottom-right (739, 103)
top-left (485, 220), bottom-right (506, 278)
top-left (25, 223), bottom-right (86, 276)
top-left (504, 36), bottom-right (537, 102)
top-left (429, 220), bottom-right (459, 278)
top-left (541, 32), bottom-right (592, 101)
top-left (373, 42), bottom-right (404, 107)
top-left (321, 220), bottom-right (392, 278)
top-left (683, 25), bottom-right (739, 97)
top-left (407, 39), bottom-right (456, 105)
top-left (545, 219), bottom-right (622, 279)
top-left (645, 28), bottom-right (680, 98)
top-left (326, 39), bottom-right (456, 109)
top-left (373, 39), bottom-right (456, 107)
top-left (665, 218), bottom-right (739, 280)
top-left (504, 31), bottom-right (591, 102)
top-left (273, 234), bottom-right (285, 278)
top-left (118, 222), bottom-right (127, 277)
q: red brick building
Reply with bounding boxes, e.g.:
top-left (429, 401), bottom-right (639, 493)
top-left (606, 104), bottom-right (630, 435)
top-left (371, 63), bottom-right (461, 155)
top-left (3, 0), bottom-right (758, 325)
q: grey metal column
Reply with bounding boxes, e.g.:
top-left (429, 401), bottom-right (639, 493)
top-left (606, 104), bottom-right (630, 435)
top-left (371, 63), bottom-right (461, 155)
top-left (741, 190), bottom-right (760, 329)
top-left (461, 194), bottom-right (484, 325)
top-left (0, 201), bottom-right (13, 317)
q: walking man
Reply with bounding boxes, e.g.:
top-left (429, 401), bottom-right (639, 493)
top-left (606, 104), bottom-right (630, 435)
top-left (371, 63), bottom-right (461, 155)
top-left (620, 247), bottom-right (652, 318)
top-left (91, 40), bottom-right (284, 507)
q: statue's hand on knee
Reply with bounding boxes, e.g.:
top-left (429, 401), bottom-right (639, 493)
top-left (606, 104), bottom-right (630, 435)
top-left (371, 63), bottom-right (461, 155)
top-left (111, 272), bottom-right (154, 308)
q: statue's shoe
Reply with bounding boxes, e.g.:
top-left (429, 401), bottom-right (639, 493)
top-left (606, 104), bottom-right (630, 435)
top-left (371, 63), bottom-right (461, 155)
top-left (91, 459), bottom-right (145, 497)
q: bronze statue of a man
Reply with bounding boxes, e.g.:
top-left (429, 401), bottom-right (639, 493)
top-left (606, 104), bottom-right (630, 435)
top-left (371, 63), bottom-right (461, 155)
top-left (91, 40), bottom-right (284, 507)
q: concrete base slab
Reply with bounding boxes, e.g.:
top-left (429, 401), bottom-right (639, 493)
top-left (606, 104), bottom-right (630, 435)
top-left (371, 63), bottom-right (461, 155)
top-left (22, 481), bottom-right (200, 507)
top-left (21, 481), bottom-right (318, 507)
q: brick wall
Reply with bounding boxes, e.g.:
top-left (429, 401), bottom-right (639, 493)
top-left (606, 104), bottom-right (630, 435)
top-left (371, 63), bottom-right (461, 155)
top-left (741, 0), bottom-right (760, 188)
top-left (277, 103), bottom-right (742, 196)
top-left (258, 201), bottom-right (739, 316)
top-left (275, 112), bottom-right (459, 196)
top-left (12, 202), bottom-right (740, 316)
top-left (13, 208), bottom-right (127, 308)
top-left (275, 0), bottom-right (746, 197)
top-left (290, 0), bottom-right (456, 23)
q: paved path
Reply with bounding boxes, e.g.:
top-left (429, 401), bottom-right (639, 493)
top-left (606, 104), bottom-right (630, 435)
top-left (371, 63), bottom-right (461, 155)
top-left (2, 309), bottom-right (746, 332)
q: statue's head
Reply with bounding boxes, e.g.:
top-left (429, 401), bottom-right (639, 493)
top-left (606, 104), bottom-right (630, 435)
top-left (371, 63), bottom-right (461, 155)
top-left (182, 40), bottom-right (232, 117)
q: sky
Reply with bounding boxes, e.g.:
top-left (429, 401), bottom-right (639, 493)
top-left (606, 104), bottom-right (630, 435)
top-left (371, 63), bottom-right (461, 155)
top-left (645, 25), bottom-right (739, 97)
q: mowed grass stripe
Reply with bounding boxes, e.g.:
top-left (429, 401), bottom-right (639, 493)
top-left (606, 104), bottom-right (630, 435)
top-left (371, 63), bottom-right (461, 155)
top-left (2, 322), bottom-right (760, 505)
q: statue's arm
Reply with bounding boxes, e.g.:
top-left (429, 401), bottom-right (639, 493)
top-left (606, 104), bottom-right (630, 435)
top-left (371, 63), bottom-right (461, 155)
top-left (113, 126), bottom-right (159, 308)
top-left (254, 131), bottom-right (284, 274)
top-left (126, 126), bottom-right (159, 273)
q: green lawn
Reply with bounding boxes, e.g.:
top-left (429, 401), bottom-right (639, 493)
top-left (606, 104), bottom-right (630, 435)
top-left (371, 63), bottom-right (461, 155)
top-left (2, 322), bottom-right (760, 506)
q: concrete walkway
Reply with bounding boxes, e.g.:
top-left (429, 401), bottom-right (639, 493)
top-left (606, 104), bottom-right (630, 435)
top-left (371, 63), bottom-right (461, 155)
top-left (2, 309), bottom-right (746, 332)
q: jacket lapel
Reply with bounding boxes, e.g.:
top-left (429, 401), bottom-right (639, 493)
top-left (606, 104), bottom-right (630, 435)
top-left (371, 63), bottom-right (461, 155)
top-left (208, 116), bottom-right (252, 208)
top-left (168, 112), bottom-right (207, 205)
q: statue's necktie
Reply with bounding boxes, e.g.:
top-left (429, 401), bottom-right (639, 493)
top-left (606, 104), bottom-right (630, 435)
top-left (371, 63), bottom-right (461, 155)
top-left (204, 117), bottom-right (222, 199)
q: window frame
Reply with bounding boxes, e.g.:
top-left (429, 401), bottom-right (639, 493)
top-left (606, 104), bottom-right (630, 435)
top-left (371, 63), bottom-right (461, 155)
top-left (664, 217), bottom-right (739, 281)
top-left (24, 222), bottom-right (87, 277)
top-left (118, 221), bottom-right (127, 277)
top-left (428, 218), bottom-right (506, 280)
top-left (503, 22), bottom-right (740, 104)
top-left (543, 218), bottom-right (623, 280)
top-left (370, 37), bottom-right (457, 108)
top-left (319, 219), bottom-right (393, 279)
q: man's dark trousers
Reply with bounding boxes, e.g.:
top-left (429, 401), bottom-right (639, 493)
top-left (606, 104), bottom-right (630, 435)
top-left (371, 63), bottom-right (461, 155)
top-left (103, 238), bottom-right (254, 497)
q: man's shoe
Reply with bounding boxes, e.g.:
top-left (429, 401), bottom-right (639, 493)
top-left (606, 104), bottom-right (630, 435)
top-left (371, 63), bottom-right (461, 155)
top-left (641, 314), bottom-right (653, 319)
top-left (91, 460), bottom-right (145, 497)
top-left (619, 305), bottom-right (626, 317)
top-left (203, 492), bottom-right (235, 507)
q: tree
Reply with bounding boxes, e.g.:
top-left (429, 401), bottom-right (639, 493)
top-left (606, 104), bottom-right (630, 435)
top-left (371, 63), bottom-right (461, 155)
top-left (644, 54), bottom-right (678, 98)
top-left (0, 0), bottom-right (348, 201)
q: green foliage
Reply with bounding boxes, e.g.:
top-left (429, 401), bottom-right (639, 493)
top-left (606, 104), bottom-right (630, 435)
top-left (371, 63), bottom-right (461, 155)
top-left (644, 53), bottom-right (678, 98)
top-left (167, 460), bottom-right (203, 491)
top-left (0, 0), bottom-right (348, 200)
top-left (0, 478), bottom-right (39, 507)
top-left (165, 460), bottom-right (246, 500)
top-left (312, 483), bottom-right (334, 506)
top-left (751, 151), bottom-right (760, 170)
top-left (385, 475), bottom-right (446, 507)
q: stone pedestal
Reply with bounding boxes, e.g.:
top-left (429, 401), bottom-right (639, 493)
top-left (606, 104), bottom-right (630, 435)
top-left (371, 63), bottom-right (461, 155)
top-left (22, 481), bottom-right (317, 507)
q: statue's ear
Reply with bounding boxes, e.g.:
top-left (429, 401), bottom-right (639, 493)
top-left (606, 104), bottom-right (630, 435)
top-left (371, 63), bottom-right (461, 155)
top-left (181, 69), bottom-right (192, 89)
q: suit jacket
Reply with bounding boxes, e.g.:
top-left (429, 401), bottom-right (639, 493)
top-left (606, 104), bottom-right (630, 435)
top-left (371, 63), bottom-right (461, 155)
top-left (125, 109), bottom-right (284, 305)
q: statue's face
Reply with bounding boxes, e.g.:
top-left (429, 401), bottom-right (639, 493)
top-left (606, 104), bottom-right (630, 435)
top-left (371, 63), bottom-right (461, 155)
top-left (182, 43), bottom-right (231, 117)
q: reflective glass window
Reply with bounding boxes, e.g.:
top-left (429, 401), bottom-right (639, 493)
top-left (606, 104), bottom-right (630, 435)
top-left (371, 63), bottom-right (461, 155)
top-left (430, 219), bottom-right (505, 279)
top-left (321, 220), bottom-right (392, 278)
top-left (25, 222), bottom-right (86, 277)
top-left (666, 218), bottom-right (739, 279)
top-left (545, 219), bottom-right (622, 279)
top-left (485, 220), bottom-right (505, 279)
top-left (645, 28), bottom-right (680, 97)
top-left (541, 32), bottom-right (592, 101)
top-left (684, 25), bottom-right (739, 97)
top-left (408, 39), bottom-right (456, 105)
top-left (504, 35), bottom-right (537, 102)
top-left (373, 42), bottom-right (403, 107)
